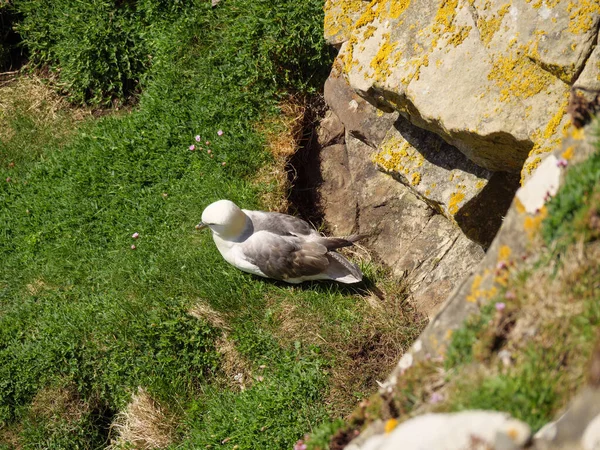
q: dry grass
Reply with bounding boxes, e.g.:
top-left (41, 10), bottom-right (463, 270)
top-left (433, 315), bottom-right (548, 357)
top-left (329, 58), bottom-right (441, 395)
top-left (108, 388), bottom-right (176, 450)
top-left (188, 301), bottom-right (253, 390)
top-left (0, 74), bottom-right (90, 142)
top-left (264, 274), bottom-right (426, 416)
top-left (30, 384), bottom-right (88, 423)
top-left (253, 95), bottom-right (307, 212)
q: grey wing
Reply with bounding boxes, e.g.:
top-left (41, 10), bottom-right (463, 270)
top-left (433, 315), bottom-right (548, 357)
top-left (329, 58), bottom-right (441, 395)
top-left (244, 210), bottom-right (316, 237)
top-left (241, 231), bottom-right (328, 280)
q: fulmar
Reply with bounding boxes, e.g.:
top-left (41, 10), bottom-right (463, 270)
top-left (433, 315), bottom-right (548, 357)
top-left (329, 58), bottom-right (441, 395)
top-left (196, 199), bottom-right (364, 284)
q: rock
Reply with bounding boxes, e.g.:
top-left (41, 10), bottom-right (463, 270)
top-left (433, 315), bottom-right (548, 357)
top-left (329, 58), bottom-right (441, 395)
top-left (515, 154), bottom-right (561, 214)
top-left (353, 411), bottom-right (531, 450)
top-left (340, 0), bottom-right (598, 177)
top-left (534, 388), bottom-right (600, 450)
top-left (324, 58), bottom-right (398, 149)
top-left (575, 32), bottom-right (600, 93)
top-left (317, 109), bottom-right (345, 147)
top-left (319, 133), bottom-right (484, 316)
top-left (324, 0), bottom-right (370, 46)
top-left (318, 144), bottom-right (357, 236)
top-left (373, 115), bottom-right (519, 246)
top-left (582, 413), bottom-right (600, 450)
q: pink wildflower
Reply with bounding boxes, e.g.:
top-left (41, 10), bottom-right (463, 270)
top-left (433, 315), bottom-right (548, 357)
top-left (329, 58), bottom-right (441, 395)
top-left (293, 440), bottom-right (307, 450)
top-left (131, 244), bottom-right (136, 250)
top-left (207, 149), bottom-right (211, 154)
top-left (505, 290), bottom-right (516, 300)
top-left (189, 144), bottom-right (195, 151)
top-left (496, 261), bottom-right (508, 271)
top-left (5, 177), bottom-right (11, 183)
top-left (428, 392), bottom-right (444, 404)
top-left (205, 140), bottom-right (210, 145)
top-left (195, 135), bottom-right (201, 142)
top-left (132, 232), bottom-right (139, 239)
top-left (217, 129), bottom-right (224, 136)
top-left (556, 158), bottom-right (568, 168)
top-left (495, 302), bottom-right (506, 311)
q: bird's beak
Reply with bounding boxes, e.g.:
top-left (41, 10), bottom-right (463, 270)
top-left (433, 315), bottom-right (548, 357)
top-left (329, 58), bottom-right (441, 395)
top-left (195, 222), bottom-right (208, 231)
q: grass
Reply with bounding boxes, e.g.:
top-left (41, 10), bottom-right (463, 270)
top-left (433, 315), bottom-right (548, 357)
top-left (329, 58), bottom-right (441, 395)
top-left (0, 1), bottom-right (423, 448)
top-left (437, 138), bottom-right (600, 432)
top-left (301, 132), bottom-right (600, 449)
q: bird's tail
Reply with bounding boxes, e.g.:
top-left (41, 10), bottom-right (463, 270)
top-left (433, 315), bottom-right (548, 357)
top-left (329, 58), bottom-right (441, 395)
top-left (325, 252), bottom-right (363, 284)
top-left (320, 234), bottom-right (369, 251)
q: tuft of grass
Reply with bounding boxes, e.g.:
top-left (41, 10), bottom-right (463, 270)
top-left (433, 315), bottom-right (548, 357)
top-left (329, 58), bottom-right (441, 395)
top-left (108, 387), bottom-right (177, 450)
top-left (542, 145), bottom-right (600, 248)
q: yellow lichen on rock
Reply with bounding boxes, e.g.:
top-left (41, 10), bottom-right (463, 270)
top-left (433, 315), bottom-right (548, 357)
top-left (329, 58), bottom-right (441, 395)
top-left (449, 191), bottom-right (465, 215)
top-left (567, 0), bottom-right (600, 34)
top-left (561, 146), bottom-right (574, 160)
top-left (384, 418), bottom-right (399, 433)
top-left (389, 0), bottom-right (411, 19)
top-left (411, 172), bottom-right (421, 186)
top-left (324, 0), bottom-right (369, 40)
top-left (498, 245), bottom-right (511, 261)
top-left (523, 206), bottom-right (548, 239)
top-left (370, 33), bottom-right (398, 82)
top-left (521, 95), bottom-right (569, 184)
top-left (477, 3), bottom-right (511, 46)
top-left (488, 49), bottom-right (556, 103)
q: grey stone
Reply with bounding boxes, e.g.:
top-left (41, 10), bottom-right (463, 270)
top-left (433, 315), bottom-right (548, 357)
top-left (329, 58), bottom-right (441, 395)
top-left (339, 0), bottom-right (598, 178)
top-left (324, 58), bottom-right (398, 149)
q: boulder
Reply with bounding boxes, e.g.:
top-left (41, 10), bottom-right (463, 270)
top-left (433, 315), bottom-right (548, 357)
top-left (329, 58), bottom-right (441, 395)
top-left (319, 132), bottom-right (485, 316)
top-left (339, 0), bottom-right (599, 179)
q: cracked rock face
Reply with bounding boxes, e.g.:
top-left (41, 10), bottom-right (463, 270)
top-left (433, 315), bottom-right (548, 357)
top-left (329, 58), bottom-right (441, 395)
top-left (318, 129), bottom-right (484, 317)
top-left (337, 0), bottom-right (599, 180)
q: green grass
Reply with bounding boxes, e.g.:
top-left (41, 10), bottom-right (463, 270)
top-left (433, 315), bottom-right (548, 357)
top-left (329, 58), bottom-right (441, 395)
top-left (542, 141), bottom-right (600, 248)
top-left (0, 1), bottom-right (423, 447)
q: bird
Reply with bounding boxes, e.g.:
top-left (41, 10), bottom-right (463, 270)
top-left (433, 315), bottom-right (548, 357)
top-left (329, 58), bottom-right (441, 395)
top-left (196, 199), bottom-right (364, 284)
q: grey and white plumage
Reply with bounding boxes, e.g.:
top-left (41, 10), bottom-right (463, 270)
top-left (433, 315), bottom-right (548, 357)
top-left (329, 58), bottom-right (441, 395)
top-left (197, 199), bottom-right (364, 284)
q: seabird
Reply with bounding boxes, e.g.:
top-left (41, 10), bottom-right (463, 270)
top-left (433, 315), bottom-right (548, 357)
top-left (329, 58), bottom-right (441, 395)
top-left (197, 199), bottom-right (364, 284)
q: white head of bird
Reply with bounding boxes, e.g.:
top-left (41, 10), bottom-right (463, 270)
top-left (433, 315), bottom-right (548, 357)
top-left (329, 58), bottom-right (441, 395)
top-left (198, 199), bottom-right (247, 239)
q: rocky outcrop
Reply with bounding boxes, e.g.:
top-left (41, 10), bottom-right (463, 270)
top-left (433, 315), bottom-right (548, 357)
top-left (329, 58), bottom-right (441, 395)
top-left (315, 1), bottom-right (600, 449)
top-left (330, 0), bottom-right (599, 182)
top-left (319, 71), bottom-right (485, 317)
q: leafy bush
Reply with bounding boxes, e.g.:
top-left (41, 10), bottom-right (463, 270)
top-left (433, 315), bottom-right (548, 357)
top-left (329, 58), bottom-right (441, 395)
top-left (12, 0), bottom-right (332, 105)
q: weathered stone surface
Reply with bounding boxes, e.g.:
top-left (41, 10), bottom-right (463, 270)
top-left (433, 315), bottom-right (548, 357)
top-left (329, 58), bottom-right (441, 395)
top-left (348, 411), bottom-right (531, 450)
top-left (534, 388), bottom-right (600, 450)
top-left (340, 0), bottom-right (598, 178)
top-left (324, 0), bottom-right (370, 46)
top-left (324, 59), bottom-right (398, 149)
top-left (319, 132), bottom-right (485, 316)
top-left (576, 32), bottom-right (600, 93)
top-left (318, 144), bottom-right (357, 236)
top-left (372, 116), bottom-right (519, 245)
top-left (317, 109), bottom-right (345, 147)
